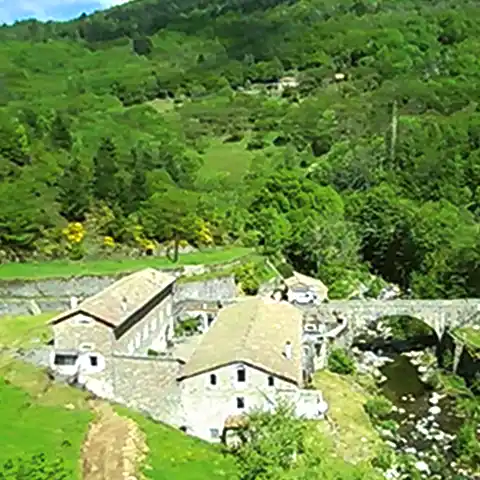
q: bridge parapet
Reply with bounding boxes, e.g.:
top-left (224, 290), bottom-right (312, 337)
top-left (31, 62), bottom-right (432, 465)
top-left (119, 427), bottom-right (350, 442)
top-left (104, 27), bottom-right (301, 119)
top-left (314, 299), bottom-right (480, 339)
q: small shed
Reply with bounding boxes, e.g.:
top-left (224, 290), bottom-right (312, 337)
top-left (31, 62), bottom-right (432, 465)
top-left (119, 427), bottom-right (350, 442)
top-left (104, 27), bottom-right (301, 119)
top-left (284, 272), bottom-right (328, 303)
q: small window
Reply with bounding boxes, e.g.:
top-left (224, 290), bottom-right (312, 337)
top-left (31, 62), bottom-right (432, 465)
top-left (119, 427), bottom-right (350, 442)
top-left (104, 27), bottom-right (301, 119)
top-left (54, 354), bottom-right (78, 366)
top-left (236, 397), bottom-right (245, 409)
top-left (237, 367), bottom-right (246, 383)
top-left (75, 315), bottom-right (92, 325)
top-left (210, 374), bottom-right (217, 386)
top-left (268, 375), bottom-right (275, 387)
top-left (210, 428), bottom-right (220, 439)
top-left (90, 355), bottom-right (98, 367)
top-left (79, 343), bottom-right (93, 352)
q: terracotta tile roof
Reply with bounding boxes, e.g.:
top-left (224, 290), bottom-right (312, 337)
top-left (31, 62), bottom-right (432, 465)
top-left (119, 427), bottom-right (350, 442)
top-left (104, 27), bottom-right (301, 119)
top-left (179, 297), bottom-right (303, 385)
top-left (51, 268), bottom-right (176, 328)
top-left (284, 272), bottom-right (328, 298)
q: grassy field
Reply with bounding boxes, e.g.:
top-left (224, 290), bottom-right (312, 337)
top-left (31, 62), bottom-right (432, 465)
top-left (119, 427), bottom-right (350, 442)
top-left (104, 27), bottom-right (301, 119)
top-left (0, 358), bottom-right (92, 479)
top-left (197, 138), bottom-right (255, 185)
top-left (118, 409), bottom-right (239, 480)
top-left (0, 247), bottom-right (251, 280)
top-left (313, 370), bottom-right (382, 463)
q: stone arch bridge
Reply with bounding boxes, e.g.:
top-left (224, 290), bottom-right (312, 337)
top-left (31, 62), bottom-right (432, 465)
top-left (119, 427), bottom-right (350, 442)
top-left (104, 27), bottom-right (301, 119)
top-left (312, 299), bottom-right (480, 343)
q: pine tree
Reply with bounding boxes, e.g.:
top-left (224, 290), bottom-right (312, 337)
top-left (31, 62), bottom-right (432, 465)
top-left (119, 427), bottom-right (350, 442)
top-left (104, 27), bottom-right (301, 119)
top-left (57, 157), bottom-right (91, 220)
top-left (50, 113), bottom-right (73, 151)
top-left (93, 137), bottom-right (119, 203)
top-left (130, 147), bottom-right (149, 211)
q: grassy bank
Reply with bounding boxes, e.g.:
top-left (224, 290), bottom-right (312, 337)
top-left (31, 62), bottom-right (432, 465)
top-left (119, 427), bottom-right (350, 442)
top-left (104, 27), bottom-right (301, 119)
top-left (0, 247), bottom-right (252, 281)
top-left (0, 312), bottom-right (56, 349)
top-left (454, 326), bottom-right (480, 350)
top-left (0, 355), bottom-right (240, 480)
top-left (313, 370), bottom-right (382, 463)
top-left (0, 358), bottom-right (92, 479)
top-left (117, 408), bottom-right (239, 480)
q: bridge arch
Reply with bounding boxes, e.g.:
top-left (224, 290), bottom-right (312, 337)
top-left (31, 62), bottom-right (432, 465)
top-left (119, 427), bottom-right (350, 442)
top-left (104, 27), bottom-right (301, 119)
top-left (315, 299), bottom-right (480, 343)
top-left (352, 314), bottom-right (438, 353)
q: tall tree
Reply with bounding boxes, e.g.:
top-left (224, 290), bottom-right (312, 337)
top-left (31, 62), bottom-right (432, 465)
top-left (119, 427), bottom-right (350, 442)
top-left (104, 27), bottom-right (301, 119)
top-left (50, 113), bottom-right (73, 151)
top-left (132, 36), bottom-right (153, 56)
top-left (0, 116), bottom-right (30, 170)
top-left (129, 147), bottom-right (149, 212)
top-left (140, 188), bottom-right (198, 262)
top-left (57, 157), bottom-right (91, 220)
top-left (93, 137), bottom-right (119, 204)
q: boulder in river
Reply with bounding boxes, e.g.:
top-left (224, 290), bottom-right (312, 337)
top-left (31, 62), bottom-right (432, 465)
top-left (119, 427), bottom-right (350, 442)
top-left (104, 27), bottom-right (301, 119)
top-left (428, 406), bottom-right (442, 415)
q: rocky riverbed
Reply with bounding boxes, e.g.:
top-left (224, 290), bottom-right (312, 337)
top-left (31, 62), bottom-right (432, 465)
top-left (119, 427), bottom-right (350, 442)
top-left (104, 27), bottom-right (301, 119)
top-left (352, 337), bottom-right (477, 479)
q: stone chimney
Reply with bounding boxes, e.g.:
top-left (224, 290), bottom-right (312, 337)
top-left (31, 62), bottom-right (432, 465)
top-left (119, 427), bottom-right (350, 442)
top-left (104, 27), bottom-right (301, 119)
top-left (284, 341), bottom-right (292, 360)
top-left (70, 296), bottom-right (78, 309)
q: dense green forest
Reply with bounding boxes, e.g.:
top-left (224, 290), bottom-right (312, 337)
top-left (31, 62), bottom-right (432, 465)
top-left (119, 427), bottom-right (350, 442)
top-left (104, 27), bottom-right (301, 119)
top-left (0, 0), bottom-right (479, 299)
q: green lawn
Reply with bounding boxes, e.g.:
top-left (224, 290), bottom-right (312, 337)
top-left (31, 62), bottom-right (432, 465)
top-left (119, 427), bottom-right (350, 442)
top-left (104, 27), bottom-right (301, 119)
top-left (0, 359), bottom-right (92, 479)
top-left (0, 312), bottom-right (56, 348)
top-left (0, 247), bottom-right (252, 280)
top-left (116, 408), bottom-right (239, 480)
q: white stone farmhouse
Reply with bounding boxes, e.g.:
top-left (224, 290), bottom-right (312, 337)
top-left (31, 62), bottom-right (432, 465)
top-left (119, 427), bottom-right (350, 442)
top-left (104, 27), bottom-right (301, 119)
top-left (177, 297), bottom-right (327, 441)
top-left (48, 270), bottom-right (327, 443)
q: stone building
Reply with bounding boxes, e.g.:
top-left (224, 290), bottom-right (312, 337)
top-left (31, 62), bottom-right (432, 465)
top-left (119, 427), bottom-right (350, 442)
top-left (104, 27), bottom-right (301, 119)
top-left (49, 268), bottom-right (176, 395)
top-left (176, 297), bottom-right (328, 442)
top-left (283, 271), bottom-right (329, 304)
top-left (48, 274), bottom-right (327, 443)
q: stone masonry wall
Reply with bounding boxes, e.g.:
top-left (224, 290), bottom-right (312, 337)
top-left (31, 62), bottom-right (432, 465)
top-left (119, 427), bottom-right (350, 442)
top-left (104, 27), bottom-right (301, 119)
top-left (173, 276), bottom-right (237, 303)
top-left (110, 355), bottom-right (184, 427)
top-left (0, 274), bottom-right (237, 316)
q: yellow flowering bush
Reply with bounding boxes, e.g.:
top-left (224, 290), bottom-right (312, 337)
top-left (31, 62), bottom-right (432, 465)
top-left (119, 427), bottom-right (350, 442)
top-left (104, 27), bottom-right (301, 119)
top-left (103, 236), bottom-right (115, 248)
top-left (131, 225), bottom-right (156, 253)
top-left (194, 219), bottom-right (214, 246)
top-left (62, 222), bottom-right (85, 244)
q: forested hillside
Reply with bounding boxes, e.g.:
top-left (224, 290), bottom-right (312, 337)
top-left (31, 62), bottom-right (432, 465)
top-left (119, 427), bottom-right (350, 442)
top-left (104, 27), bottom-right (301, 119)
top-left (1, 0), bottom-right (479, 298)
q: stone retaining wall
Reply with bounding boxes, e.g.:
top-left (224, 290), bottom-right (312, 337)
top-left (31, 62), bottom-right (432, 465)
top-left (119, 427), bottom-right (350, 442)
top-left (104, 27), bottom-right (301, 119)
top-left (0, 273), bottom-right (238, 316)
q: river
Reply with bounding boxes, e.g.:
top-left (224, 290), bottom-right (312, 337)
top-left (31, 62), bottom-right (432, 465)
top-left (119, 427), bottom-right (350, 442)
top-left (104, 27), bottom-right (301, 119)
top-left (375, 351), bottom-right (475, 479)
top-left (352, 320), bottom-right (477, 479)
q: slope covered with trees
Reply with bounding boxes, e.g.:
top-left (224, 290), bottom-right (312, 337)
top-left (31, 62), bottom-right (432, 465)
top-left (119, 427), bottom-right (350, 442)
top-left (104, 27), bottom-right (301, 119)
top-left (0, 0), bottom-right (479, 298)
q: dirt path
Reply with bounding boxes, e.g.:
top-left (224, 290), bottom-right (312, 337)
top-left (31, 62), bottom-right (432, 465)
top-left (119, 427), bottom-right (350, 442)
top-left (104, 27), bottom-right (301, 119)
top-left (82, 401), bottom-right (148, 480)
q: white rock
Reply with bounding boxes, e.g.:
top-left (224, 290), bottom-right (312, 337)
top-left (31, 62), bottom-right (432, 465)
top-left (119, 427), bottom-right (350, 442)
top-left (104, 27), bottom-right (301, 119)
top-left (428, 406), bottom-right (441, 415)
top-left (415, 460), bottom-right (430, 473)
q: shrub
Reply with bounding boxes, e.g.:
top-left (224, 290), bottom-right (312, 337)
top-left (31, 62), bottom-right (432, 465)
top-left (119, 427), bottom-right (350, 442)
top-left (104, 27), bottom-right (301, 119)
top-left (377, 419), bottom-right (399, 433)
top-left (364, 397), bottom-right (393, 421)
top-left (0, 454), bottom-right (70, 479)
top-left (234, 262), bottom-right (261, 296)
top-left (327, 348), bottom-right (356, 375)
